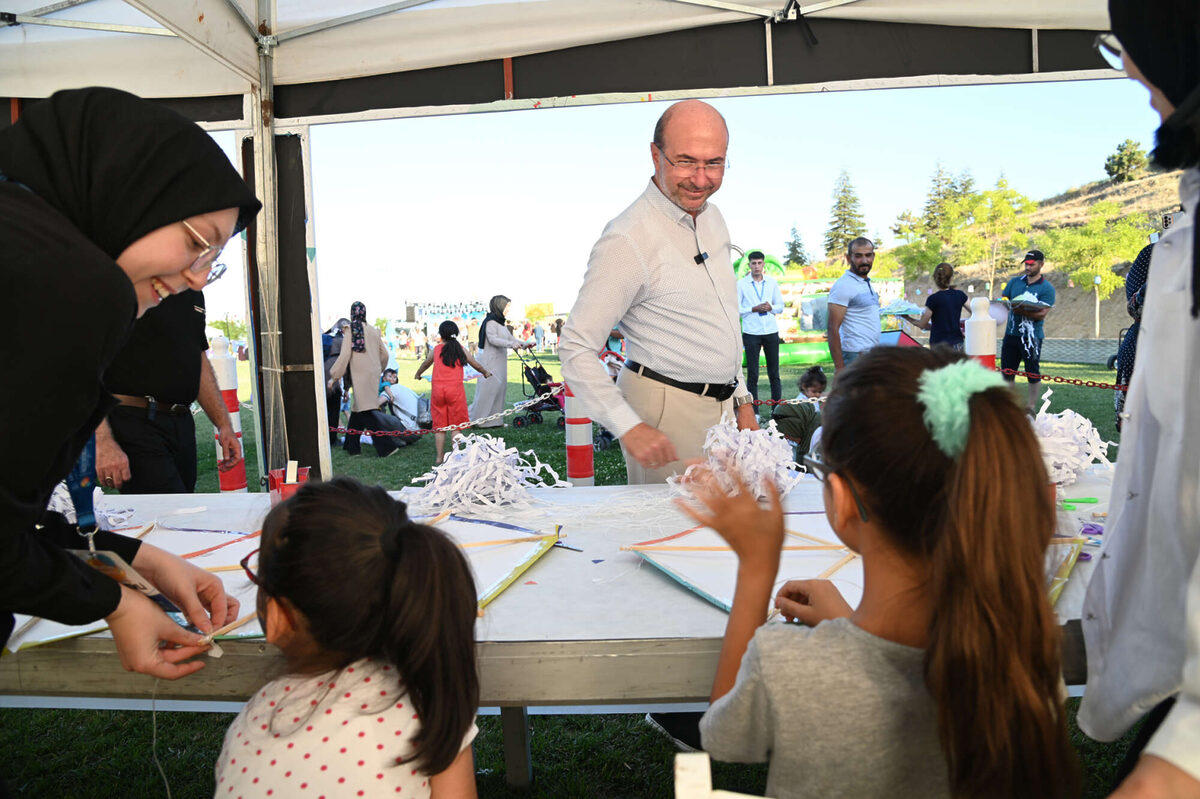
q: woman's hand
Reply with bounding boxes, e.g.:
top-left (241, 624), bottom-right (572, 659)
top-left (774, 579), bottom-right (852, 626)
top-left (131, 543), bottom-right (239, 634)
top-left (676, 470), bottom-right (784, 575)
top-left (106, 586), bottom-right (212, 679)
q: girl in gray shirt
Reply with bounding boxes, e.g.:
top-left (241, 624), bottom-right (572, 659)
top-left (685, 348), bottom-right (1078, 799)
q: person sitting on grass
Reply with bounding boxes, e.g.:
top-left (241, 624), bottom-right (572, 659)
top-left (686, 347), bottom-right (1077, 799)
top-left (215, 477), bottom-right (480, 798)
top-left (770, 365), bottom-right (826, 460)
top-left (414, 321), bottom-right (492, 466)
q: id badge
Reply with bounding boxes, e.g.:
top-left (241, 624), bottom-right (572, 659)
top-left (69, 549), bottom-right (185, 616)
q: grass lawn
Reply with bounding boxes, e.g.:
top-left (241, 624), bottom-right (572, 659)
top-left (0, 356), bottom-right (1135, 797)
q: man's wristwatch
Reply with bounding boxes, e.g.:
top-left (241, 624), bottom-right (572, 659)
top-left (733, 394), bottom-right (755, 409)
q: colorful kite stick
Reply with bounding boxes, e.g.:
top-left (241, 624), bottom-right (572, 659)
top-left (459, 533), bottom-right (561, 549)
top-left (180, 530), bottom-right (261, 559)
top-left (621, 544), bottom-right (846, 553)
top-left (784, 528), bottom-right (839, 546)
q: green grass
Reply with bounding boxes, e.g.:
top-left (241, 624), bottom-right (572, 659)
top-left (3, 357), bottom-right (1137, 796)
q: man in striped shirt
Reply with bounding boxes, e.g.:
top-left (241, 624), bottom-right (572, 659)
top-left (560, 100), bottom-right (757, 486)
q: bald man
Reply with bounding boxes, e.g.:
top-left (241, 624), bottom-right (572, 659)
top-left (560, 99), bottom-right (757, 486)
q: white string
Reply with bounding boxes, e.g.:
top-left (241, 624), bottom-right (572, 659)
top-left (151, 677), bottom-right (173, 799)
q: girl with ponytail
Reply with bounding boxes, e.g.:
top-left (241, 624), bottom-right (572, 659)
top-left (692, 347), bottom-right (1077, 799)
top-left (215, 477), bottom-right (480, 797)
top-left (414, 320), bottom-right (492, 466)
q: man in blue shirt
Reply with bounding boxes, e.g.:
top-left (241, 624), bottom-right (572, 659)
top-left (1000, 249), bottom-right (1056, 411)
top-left (737, 250), bottom-right (786, 402)
top-left (827, 237), bottom-right (881, 370)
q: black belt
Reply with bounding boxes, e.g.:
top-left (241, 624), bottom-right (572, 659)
top-left (625, 360), bottom-right (737, 401)
top-left (113, 394), bottom-right (193, 416)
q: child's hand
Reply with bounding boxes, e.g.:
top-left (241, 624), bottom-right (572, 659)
top-left (675, 469), bottom-right (784, 573)
top-left (774, 579), bottom-right (852, 626)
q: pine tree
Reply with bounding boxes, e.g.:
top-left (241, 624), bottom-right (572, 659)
top-left (1104, 139), bottom-right (1148, 183)
top-left (921, 164), bottom-right (956, 243)
top-left (784, 225), bottom-right (810, 267)
top-left (824, 170), bottom-right (866, 256)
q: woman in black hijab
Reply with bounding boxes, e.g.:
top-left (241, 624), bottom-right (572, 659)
top-left (0, 87), bottom-right (261, 679)
top-left (469, 294), bottom-right (533, 428)
top-left (1076, 4), bottom-right (1200, 796)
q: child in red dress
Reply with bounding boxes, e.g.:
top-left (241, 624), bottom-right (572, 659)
top-left (414, 321), bottom-right (491, 465)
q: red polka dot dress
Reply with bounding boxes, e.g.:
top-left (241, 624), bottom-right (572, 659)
top-left (215, 658), bottom-right (477, 798)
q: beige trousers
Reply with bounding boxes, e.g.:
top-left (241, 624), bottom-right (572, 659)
top-left (616, 367), bottom-right (733, 485)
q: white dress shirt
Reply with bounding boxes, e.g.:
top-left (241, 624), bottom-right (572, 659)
top-left (559, 179), bottom-right (749, 438)
top-left (737, 274), bottom-right (784, 336)
top-left (1078, 168), bottom-right (1200, 783)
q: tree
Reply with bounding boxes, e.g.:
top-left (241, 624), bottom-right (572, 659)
top-left (947, 178), bottom-right (1036, 299)
top-left (524, 302), bottom-right (555, 321)
top-left (1044, 200), bottom-right (1151, 336)
top-left (784, 225), bottom-right (810, 267)
top-left (375, 316), bottom-right (391, 335)
top-left (823, 170), bottom-right (866, 256)
top-left (950, 170), bottom-right (975, 203)
top-left (1104, 139), bottom-right (1147, 183)
top-left (921, 163), bottom-right (957, 243)
top-left (212, 315), bottom-right (249, 341)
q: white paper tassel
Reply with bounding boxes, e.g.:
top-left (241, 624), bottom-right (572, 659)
top-left (668, 417), bottom-right (802, 499)
top-left (1032, 389), bottom-right (1113, 486)
top-left (409, 433), bottom-right (568, 515)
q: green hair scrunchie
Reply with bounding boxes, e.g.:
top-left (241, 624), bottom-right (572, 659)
top-left (916, 360), bottom-right (1006, 458)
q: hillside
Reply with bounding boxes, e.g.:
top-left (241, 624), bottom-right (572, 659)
top-left (897, 169), bottom-right (1184, 341)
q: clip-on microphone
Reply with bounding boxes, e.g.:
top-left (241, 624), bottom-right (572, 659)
top-left (694, 251), bottom-right (709, 265)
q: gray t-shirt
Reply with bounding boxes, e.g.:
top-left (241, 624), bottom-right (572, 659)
top-left (699, 618), bottom-right (949, 799)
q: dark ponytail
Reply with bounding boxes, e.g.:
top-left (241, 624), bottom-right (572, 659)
top-left (438, 320), bottom-right (468, 368)
top-left (821, 348), bottom-right (1077, 799)
top-left (259, 478), bottom-right (479, 776)
top-left (798, 365), bottom-right (827, 392)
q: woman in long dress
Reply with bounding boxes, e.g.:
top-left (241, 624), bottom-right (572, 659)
top-left (468, 295), bottom-right (532, 428)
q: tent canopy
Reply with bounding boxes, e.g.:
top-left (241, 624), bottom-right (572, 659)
top-left (4, 1), bottom-right (1112, 125)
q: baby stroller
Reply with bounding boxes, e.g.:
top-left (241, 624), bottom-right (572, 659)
top-left (511, 349), bottom-right (566, 428)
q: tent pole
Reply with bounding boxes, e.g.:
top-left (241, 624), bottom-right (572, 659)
top-left (251, 0), bottom-right (289, 473)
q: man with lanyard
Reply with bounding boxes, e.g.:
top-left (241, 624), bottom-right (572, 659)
top-left (95, 289), bottom-right (241, 493)
top-left (559, 98), bottom-right (757, 487)
top-left (737, 250), bottom-right (785, 406)
top-left (826, 237), bottom-right (880, 371)
top-left (1000, 249), bottom-right (1055, 412)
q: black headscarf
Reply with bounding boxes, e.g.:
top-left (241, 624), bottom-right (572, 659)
top-left (479, 294), bottom-right (510, 350)
top-left (1109, 0), bottom-right (1200, 315)
top-left (0, 87), bottom-right (261, 260)
top-left (350, 301), bottom-right (367, 353)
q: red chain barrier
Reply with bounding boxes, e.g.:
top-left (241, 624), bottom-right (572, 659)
top-left (996, 368), bottom-right (1128, 392)
top-left (748, 366), bottom-right (1127, 408)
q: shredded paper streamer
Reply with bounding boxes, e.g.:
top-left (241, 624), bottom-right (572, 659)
top-left (668, 418), bottom-right (802, 499)
top-left (408, 434), bottom-right (568, 516)
top-left (46, 483), bottom-right (135, 529)
top-left (879, 299), bottom-right (924, 316)
top-left (1032, 389), bottom-right (1113, 485)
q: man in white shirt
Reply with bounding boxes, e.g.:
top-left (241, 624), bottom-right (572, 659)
top-left (736, 251), bottom-right (785, 403)
top-left (826, 237), bottom-right (881, 370)
top-left (559, 99), bottom-right (757, 485)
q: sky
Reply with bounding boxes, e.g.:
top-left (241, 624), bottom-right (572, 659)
top-left (202, 75), bottom-right (1163, 329)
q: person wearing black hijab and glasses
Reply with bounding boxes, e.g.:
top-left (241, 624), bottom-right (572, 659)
top-left (1079, 4), bottom-right (1200, 797)
top-left (0, 88), bottom-right (260, 681)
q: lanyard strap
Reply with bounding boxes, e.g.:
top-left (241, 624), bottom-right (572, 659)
top-left (66, 436), bottom-right (100, 552)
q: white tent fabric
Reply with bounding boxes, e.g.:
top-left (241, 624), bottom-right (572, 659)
top-left (2, 0), bottom-right (1109, 100)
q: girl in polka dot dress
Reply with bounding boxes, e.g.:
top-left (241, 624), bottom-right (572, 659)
top-left (215, 477), bottom-right (480, 798)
